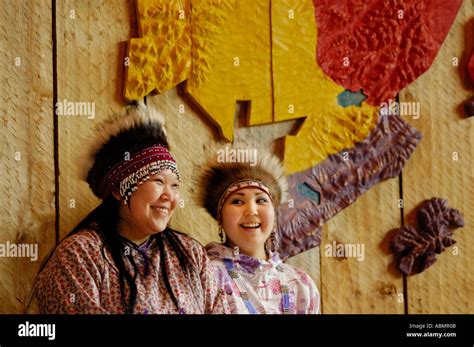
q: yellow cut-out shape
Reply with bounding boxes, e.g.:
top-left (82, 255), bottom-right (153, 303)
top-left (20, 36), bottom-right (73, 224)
top-left (184, 0), bottom-right (273, 141)
top-left (272, 0), bottom-right (378, 174)
top-left (124, 0), bottom-right (191, 101)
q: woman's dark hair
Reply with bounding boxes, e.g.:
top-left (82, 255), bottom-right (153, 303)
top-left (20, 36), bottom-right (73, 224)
top-left (35, 195), bottom-right (197, 313)
top-left (29, 106), bottom-right (199, 313)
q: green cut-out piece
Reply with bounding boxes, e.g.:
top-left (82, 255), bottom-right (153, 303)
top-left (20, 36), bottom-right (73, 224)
top-left (297, 182), bottom-right (320, 204)
top-left (337, 89), bottom-right (367, 107)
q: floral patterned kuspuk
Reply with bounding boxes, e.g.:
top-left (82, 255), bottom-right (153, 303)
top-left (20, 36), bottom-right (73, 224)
top-left (206, 242), bottom-right (320, 314)
top-left (35, 229), bottom-right (229, 314)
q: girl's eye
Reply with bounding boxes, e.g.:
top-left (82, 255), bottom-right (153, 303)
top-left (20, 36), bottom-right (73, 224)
top-left (154, 179), bottom-right (163, 184)
top-left (171, 184), bottom-right (180, 190)
top-left (231, 199), bottom-right (243, 204)
top-left (257, 198), bottom-right (269, 204)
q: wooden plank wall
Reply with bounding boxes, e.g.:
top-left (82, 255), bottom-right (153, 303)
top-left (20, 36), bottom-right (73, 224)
top-left (400, 1), bottom-right (473, 313)
top-left (320, 0), bottom-right (473, 314)
top-left (0, 0), bottom-right (471, 313)
top-left (57, 0), bottom-right (132, 239)
top-left (0, 0), bottom-right (55, 313)
top-left (321, 180), bottom-right (404, 313)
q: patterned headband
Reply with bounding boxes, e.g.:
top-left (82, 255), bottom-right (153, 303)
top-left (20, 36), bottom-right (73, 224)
top-left (216, 179), bottom-right (274, 222)
top-left (98, 145), bottom-right (180, 204)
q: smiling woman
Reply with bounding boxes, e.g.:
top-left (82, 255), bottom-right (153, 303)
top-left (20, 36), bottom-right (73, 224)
top-left (114, 170), bottom-right (180, 245)
top-left (33, 104), bottom-right (229, 314)
top-left (221, 187), bottom-right (275, 260)
top-left (196, 145), bottom-right (321, 314)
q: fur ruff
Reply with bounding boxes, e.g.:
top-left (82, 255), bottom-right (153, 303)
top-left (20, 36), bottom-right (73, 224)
top-left (78, 103), bottom-right (170, 198)
top-left (195, 143), bottom-right (288, 221)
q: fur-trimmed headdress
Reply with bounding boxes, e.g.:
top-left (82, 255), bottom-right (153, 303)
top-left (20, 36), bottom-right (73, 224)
top-left (81, 103), bottom-right (179, 204)
top-left (195, 143), bottom-right (288, 222)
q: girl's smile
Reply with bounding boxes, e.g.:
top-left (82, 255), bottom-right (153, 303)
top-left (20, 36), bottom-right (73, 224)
top-left (221, 187), bottom-right (275, 260)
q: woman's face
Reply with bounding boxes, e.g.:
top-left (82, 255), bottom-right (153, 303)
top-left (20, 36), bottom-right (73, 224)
top-left (117, 169), bottom-right (180, 243)
top-left (221, 187), bottom-right (275, 259)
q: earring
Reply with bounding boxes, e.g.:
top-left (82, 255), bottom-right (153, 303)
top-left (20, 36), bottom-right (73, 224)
top-left (218, 226), bottom-right (225, 244)
top-left (269, 219), bottom-right (278, 251)
top-left (270, 230), bottom-right (276, 246)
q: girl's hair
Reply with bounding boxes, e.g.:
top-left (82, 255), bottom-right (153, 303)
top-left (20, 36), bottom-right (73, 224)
top-left (33, 195), bottom-right (198, 313)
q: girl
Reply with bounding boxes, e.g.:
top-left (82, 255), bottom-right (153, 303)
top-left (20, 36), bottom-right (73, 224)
top-left (196, 145), bottom-right (321, 314)
top-left (34, 105), bottom-right (228, 314)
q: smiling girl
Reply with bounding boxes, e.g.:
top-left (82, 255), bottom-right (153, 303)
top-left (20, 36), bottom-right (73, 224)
top-left (196, 145), bottom-right (320, 314)
top-left (34, 105), bottom-right (228, 314)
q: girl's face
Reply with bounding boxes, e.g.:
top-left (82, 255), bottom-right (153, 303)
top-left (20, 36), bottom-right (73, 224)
top-left (221, 187), bottom-right (275, 259)
top-left (116, 169), bottom-right (180, 243)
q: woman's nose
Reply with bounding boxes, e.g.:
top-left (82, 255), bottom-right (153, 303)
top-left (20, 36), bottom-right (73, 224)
top-left (244, 202), bottom-right (258, 216)
top-left (160, 185), bottom-right (174, 201)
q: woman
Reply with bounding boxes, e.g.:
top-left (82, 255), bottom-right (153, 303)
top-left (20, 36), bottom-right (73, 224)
top-left (196, 144), bottom-right (321, 314)
top-left (35, 105), bottom-right (228, 314)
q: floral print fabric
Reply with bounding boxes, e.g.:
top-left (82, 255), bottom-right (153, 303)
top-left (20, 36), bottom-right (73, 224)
top-left (36, 229), bottom-right (229, 314)
top-left (206, 242), bottom-right (320, 314)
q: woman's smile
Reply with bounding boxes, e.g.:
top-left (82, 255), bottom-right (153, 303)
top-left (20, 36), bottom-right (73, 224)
top-left (116, 169), bottom-right (180, 244)
top-left (221, 187), bottom-right (275, 259)
top-left (151, 205), bottom-right (170, 216)
top-left (239, 222), bottom-right (262, 230)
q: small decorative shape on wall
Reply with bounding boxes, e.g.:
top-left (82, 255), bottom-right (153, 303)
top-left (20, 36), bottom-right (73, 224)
top-left (390, 198), bottom-right (465, 276)
top-left (337, 89), bottom-right (367, 108)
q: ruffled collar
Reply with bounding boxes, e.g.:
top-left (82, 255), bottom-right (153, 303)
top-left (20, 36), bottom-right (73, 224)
top-left (205, 242), bottom-right (282, 272)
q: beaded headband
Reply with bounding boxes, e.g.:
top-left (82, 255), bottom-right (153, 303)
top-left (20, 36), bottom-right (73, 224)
top-left (97, 145), bottom-right (179, 204)
top-left (216, 179), bottom-right (274, 222)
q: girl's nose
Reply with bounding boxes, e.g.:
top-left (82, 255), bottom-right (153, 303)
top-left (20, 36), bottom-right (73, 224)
top-left (244, 202), bottom-right (259, 216)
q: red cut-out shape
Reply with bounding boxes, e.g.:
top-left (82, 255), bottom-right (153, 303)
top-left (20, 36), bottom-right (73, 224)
top-left (313, 0), bottom-right (462, 106)
top-left (468, 51), bottom-right (474, 86)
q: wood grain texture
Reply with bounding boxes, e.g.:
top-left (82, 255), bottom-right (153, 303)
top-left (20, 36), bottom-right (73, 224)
top-left (399, 0), bottom-right (473, 313)
top-left (320, 180), bottom-right (404, 313)
top-left (146, 89), bottom-right (220, 246)
top-left (0, 0), bottom-right (54, 313)
top-left (57, 0), bottom-right (131, 238)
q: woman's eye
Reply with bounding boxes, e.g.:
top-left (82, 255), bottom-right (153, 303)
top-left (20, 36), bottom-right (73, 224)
top-left (171, 184), bottom-right (180, 190)
top-left (154, 179), bottom-right (163, 184)
top-left (257, 198), bottom-right (269, 203)
top-left (231, 199), bottom-right (243, 204)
